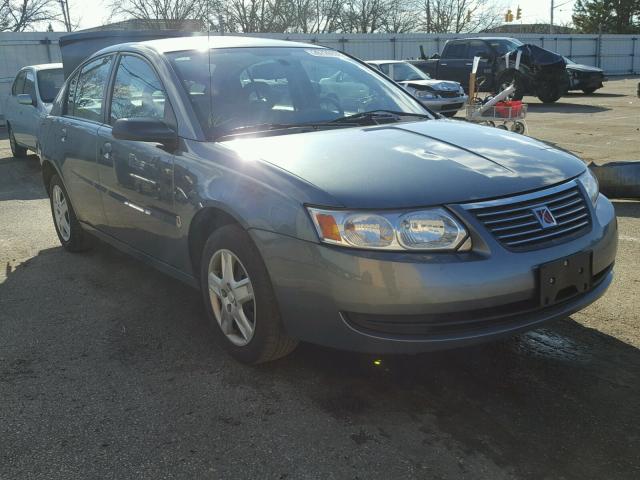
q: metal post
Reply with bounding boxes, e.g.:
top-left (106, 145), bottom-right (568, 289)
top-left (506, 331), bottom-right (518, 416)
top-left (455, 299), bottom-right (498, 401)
top-left (550, 0), bottom-right (554, 34)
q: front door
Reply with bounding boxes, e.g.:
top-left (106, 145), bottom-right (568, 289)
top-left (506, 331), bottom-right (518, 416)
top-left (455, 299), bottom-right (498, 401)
top-left (97, 54), bottom-right (179, 265)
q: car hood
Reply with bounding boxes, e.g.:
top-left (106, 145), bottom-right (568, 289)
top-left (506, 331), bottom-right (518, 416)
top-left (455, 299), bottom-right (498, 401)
top-left (219, 120), bottom-right (586, 209)
top-left (399, 79), bottom-right (461, 91)
top-left (567, 63), bottom-right (603, 74)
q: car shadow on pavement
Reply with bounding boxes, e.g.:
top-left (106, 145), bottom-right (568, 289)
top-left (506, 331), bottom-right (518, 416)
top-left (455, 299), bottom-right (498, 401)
top-left (0, 154), bottom-right (47, 200)
top-left (1, 238), bottom-right (638, 479)
top-left (527, 103), bottom-right (611, 114)
top-left (613, 200), bottom-right (640, 219)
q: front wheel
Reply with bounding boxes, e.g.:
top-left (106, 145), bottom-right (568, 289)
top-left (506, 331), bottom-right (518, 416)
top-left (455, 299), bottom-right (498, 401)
top-left (537, 84), bottom-right (563, 103)
top-left (49, 174), bottom-right (91, 252)
top-left (200, 225), bottom-right (298, 364)
top-left (8, 126), bottom-right (28, 158)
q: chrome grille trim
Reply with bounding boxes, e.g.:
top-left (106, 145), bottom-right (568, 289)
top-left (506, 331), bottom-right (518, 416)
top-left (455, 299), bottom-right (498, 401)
top-left (461, 180), bottom-right (592, 250)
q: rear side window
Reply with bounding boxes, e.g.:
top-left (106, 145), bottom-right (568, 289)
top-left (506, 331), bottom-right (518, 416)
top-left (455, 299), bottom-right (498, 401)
top-left (37, 69), bottom-right (64, 103)
top-left (66, 55), bottom-right (113, 122)
top-left (110, 55), bottom-right (170, 124)
top-left (467, 41), bottom-right (491, 59)
top-left (12, 71), bottom-right (26, 95)
top-left (443, 42), bottom-right (467, 59)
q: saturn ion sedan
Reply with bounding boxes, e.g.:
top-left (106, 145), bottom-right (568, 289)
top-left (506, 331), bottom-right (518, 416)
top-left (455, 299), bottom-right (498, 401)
top-left (38, 36), bottom-right (617, 363)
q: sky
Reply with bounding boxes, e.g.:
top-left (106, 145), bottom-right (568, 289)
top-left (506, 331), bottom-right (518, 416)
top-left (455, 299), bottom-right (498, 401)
top-left (62, 0), bottom-right (577, 31)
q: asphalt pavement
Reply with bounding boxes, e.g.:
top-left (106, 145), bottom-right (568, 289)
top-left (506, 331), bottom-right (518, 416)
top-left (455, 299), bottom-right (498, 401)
top-left (1, 131), bottom-right (639, 478)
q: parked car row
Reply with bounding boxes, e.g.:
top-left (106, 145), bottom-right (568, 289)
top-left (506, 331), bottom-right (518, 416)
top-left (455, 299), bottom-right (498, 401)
top-left (3, 34), bottom-right (617, 365)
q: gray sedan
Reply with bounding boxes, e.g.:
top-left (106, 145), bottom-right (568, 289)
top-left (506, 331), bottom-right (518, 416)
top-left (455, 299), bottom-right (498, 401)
top-left (39, 36), bottom-right (617, 364)
top-left (4, 63), bottom-right (64, 158)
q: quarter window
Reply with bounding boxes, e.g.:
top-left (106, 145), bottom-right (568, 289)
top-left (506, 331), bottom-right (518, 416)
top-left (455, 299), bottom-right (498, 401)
top-left (12, 71), bottom-right (26, 95)
top-left (66, 55), bottom-right (113, 122)
top-left (110, 55), bottom-right (169, 124)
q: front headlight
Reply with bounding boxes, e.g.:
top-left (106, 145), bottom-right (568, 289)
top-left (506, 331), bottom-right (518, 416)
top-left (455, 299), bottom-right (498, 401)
top-left (307, 207), bottom-right (470, 251)
top-left (414, 90), bottom-right (437, 99)
top-left (578, 169), bottom-right (599, 206)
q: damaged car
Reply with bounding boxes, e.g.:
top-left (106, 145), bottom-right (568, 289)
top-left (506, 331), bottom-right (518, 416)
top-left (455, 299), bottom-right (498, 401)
top-left (367, 60), bottom-right (468, 117)
top-left (410, 37), bottom-right (570, 103)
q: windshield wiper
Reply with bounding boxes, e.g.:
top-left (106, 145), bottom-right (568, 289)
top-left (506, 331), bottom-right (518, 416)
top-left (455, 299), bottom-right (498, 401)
top-left (214, 121), bottom-right (359, 141)
top-left (330, 110), bottom-right (431, 124)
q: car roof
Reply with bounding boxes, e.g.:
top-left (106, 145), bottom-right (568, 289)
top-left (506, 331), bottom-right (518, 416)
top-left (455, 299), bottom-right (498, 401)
top-left (367, 60), bottom-right (406, 65)
top-left (99, 35), bottom-right (326, 55)
top-left (23, 63), bottom-right (63, 71)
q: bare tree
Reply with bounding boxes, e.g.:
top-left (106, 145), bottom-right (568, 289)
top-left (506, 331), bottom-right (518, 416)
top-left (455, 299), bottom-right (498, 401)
top-left (420, 0), bottom-right (503, 33)
top-left (0, 0), bottom-right (60, 31)
top-left (109, 0), bottom-right (211, 29)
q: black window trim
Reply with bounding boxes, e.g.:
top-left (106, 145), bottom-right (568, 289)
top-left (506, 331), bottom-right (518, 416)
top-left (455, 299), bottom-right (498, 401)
top-left (105, 51), bottom-right (177, 130)
top-left (62, 53), bottom-right (115, 126)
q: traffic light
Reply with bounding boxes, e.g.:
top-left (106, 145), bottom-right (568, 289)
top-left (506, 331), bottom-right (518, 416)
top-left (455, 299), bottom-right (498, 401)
top-left (505, 9), bottom-right (513, 22)
top-left (516, 6), bottom-right (522, 20)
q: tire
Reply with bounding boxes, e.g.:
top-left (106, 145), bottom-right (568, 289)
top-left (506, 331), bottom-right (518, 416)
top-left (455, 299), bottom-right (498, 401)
top-left (537, 84), bottom-right (562, 103)
top-left (582, 88), bottom-right (597, 94)
top-left (496, 71), bottom-right (525, 100)
top-left (200, 224), bottom-right (298, 364)
top-left (48, 174), bottom-right (91, 252)
top-left (8, 125), bottom-right (28, 158)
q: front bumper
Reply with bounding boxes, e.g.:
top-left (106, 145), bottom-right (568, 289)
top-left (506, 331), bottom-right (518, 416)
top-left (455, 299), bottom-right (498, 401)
top-left (251, 194), bottom-right (617, 354)
top-left (421, 95), bottom-right (468, 113)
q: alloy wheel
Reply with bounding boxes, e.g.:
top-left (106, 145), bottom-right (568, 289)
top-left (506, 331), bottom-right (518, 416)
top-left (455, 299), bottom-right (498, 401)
top-left (52, 184), bottom-right (71, 241)
top-left (207, 249), bottom-right (256, 346)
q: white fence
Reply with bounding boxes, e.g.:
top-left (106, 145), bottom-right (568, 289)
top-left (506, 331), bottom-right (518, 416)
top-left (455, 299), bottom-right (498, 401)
top-left (1, 31), bottom-right (639, 123)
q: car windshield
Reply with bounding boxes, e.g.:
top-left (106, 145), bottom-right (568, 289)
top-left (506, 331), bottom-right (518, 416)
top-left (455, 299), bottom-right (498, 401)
top-left (488, 39), bottom-right (524, 56)
top-left (390, 62), bottom-right (429, 82)
top-left (166, 47), bottom-right (429, 140)
top-left (36, 68), bottom-right (64, 103)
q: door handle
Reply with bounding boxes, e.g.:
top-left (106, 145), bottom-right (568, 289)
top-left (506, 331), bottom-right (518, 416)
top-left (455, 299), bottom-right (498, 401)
top-left (440, 63), bottom-right (448, 66)
top-left (60, 128), bottom-right (67, 143)
top-left (102, 142), bottom-right (113, 161)
top-left (465, 63), bottom-right (473, 66)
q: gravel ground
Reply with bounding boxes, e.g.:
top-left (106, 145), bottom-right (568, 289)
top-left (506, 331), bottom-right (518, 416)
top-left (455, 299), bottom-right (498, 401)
top-left (1, 86), bottom-right (639, 479)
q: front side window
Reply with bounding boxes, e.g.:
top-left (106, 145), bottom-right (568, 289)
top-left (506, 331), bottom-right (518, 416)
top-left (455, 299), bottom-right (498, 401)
top-left (110, 55), bottom-right (169, 124)
top-left (12, 71), bottom-right (26, 95)
top-left (66, 55), bottom-right (113, 122)
top-left (378, 63), bottom-right (390, 75)
top-left (467, 41), bottom-right (491, 59)
top-left (37, 68), bottom-right (64, 103)
top-left (167, 47), bottom-right (427, 140)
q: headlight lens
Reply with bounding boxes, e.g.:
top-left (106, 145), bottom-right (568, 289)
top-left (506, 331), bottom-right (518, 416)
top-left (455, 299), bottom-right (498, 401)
top-left (307, 207), bottom-right (469, 251)
top-left (578, 169), bottom-right (599, 206)
top-left (414, 90), bottom-right (437, 99)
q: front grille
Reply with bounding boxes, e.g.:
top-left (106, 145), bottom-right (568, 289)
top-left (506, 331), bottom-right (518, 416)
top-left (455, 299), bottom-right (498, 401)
top-left (463, 181), bottom-right (591, 250)
top-left (439, 91), bottom-right (463, 98)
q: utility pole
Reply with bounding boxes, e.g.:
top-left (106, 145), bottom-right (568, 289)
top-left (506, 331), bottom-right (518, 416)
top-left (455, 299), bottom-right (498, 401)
top-left (550, 0), bottom-right (554, 34)
top-left (58, 0), bottom-right (72, 32)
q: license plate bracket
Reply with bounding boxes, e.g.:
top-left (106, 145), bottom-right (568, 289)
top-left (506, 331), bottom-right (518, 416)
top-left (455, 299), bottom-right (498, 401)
top-left (539, 251), bottom-right (592, 307)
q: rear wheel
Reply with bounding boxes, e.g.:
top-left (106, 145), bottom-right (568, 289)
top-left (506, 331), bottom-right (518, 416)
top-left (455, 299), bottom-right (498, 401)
top-left (49, 174), bottom-right (91, 252)
top-left (8, 125), bottom-right (28, 158)
top-left (200, 225), bottom-right (298, 364)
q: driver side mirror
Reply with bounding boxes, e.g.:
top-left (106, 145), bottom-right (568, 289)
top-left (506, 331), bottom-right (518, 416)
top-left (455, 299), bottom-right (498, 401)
top-left (112, 118), bottom-right (178, 150)
top-left (17, 93), bottom-right (35, 107)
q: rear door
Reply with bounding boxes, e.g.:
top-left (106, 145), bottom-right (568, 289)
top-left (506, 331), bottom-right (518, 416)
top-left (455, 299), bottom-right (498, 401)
top-left (20, 69), bottom-right (40, 149)
top-left (465, 40), bottom-right (496, 89)
top-left (437, 41), bottom-right (469, 85)
top-left (96, 54), bottom-right (178, 264)
top-left (8, 70), bottom-right (29, 145)
top-left (56, 55), bottom-right (115, 228)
